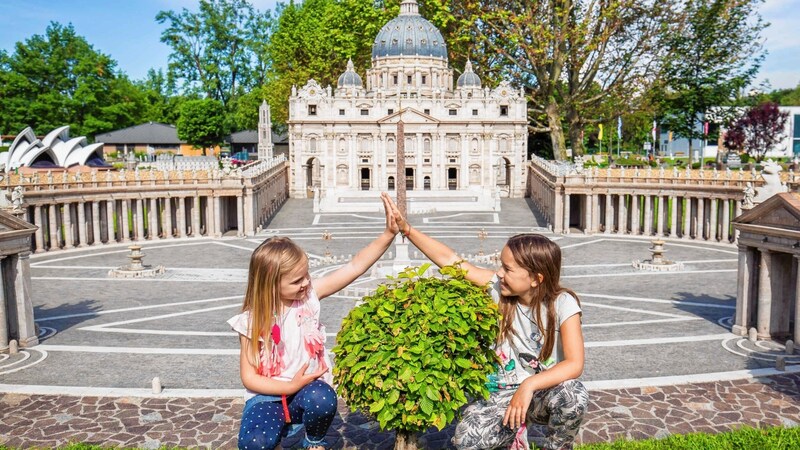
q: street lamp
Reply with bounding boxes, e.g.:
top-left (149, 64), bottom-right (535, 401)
top-left (322, 229), bottom-right (332, 259)
top-left (477, 228), bottom-right (488, 256)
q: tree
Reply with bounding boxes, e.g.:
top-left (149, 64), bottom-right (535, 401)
top-left (177, 98), bottom-right (227, 155)
top-left (157, 0), bottom-right (271, 108)
top-left (0, 22), bottom-right (147, 137)
top-left (723, 102), bottom-right (788, 162)
top-left (656, 0), bottom-right (766, 163)
top-left (459, 0), bottom-right (677, 160)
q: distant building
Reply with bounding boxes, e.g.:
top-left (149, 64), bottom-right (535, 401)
top-left (1, 126), bottom-right (108, 173)
top-left (287, 0), bottom-right (527, 211)
top-left (659, 106), bottom-right (800, 160)
top-left (94, 122), bottom-right (220, 158)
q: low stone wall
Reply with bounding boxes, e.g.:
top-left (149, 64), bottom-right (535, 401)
top-left (6, 157), bottom-right (289, 253)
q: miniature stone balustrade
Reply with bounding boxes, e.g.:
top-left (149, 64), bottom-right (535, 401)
top-left (8, 157), bottom-right (288, 253)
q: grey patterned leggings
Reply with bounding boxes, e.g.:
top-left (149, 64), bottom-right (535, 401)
top-left (452, 379), bottom-right (589, 450)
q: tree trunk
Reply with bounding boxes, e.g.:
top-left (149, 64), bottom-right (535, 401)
top-left (567, 110), bottom-right (584, 157)
top-left (394, 431), bottom-right (419, 450)
top-left (546, 102), bottom-right (567, 161)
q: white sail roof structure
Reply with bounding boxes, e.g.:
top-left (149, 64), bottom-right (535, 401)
top-left (3, 126), bottom-right (107, 173)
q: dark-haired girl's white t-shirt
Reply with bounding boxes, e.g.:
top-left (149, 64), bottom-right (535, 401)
top-left (488, 275), bottom-right (581, 389)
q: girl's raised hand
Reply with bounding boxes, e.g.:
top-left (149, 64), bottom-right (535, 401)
top-left (381, 192), bottom-right (401, 235)
top-left (381, 192), bottom-right (407, 236)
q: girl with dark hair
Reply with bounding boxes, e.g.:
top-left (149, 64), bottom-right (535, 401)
top-left (384, 193), bottom-right (588, 450)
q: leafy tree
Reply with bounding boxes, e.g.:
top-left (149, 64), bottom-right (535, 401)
top-left (334, 264), bottom-right (499, 450)
top-left (134, 68), bottom-right (190, 125)
top-left (0, 22), bottom-right (147, 137)
top-left (722, 102), bottom-right (789, 162)
top-left (656, 0), bottom-right (766, 163)
top-left (177, 98), bottom-right (227, 155)
top-left (458, 0), bottom-right (677, 160)
top-left (765, 83), bottom-right (800, 106)
top-left (157, 0), bottom-right (272, 107)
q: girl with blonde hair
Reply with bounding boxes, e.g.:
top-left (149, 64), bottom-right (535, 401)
top-left (229, 195), bottom-right (398, 449)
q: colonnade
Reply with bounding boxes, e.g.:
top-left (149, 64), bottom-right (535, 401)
top-left (12, 158), bottom-right (288, 253)
top-left (527, 160), bottom-right (752, 243)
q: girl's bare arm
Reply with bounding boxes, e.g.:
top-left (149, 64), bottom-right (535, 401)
top-left (239, 335), bottom-right (325, 396)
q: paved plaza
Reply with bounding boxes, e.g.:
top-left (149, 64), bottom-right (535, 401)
top-left (1, 198), bottom-right (799, 448)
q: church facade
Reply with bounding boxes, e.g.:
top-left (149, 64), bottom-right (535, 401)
top-left (285, 0), bottom-right (527, 210)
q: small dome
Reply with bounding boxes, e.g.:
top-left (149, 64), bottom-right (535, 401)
top-left (457, 60), bottom-right (481, 88)
top-left (337, 59), bottom-right (363, 88)
top-left (371, 0), bottom-right (447, 60)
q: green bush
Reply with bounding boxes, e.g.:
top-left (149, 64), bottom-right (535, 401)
top-left (740, 152), bottom-right (751, 164)
top-left (333, 264), bottom-right (499, 449)
top-left (613, 157), bottom-right (647, 167)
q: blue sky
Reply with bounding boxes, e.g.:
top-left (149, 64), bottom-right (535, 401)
top-left (1, 0), bottom-right (798, 89)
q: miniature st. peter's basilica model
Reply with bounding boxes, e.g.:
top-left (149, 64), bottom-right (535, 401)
top-left (281, 0), bottom-right (527, 212)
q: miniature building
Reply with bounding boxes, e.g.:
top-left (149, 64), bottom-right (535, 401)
top-left (0, 210), bottom-right (39, 352)
top-left (732, 192), bottom-right (800, 342)
top-left (288, 0), bottom-right (527, 211)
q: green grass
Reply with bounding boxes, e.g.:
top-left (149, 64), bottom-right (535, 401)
top-left (572, 426), bottom-right (800, 450)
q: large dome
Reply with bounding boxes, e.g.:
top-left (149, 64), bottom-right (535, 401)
top-left (371, 0), bottom-right (447, 60)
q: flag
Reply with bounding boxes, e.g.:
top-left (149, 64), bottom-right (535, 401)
top-left (703, 122), bottom-right (709, 136)
top-left (617, 116), bottom-right (622, 139)
top-left (598, 124), bottom-right (604, 140)
top-left (651, 120), bottom-right (657, 143)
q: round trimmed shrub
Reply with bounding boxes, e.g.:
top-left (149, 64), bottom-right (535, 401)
top-left (333, 264), bottom-right (499, 449)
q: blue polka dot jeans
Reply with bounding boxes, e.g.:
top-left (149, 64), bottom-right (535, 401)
top-left (238, 380), bottom-right (337, 450)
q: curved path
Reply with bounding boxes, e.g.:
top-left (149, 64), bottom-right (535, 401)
top-left (1, 199), bottom-right (798, 448)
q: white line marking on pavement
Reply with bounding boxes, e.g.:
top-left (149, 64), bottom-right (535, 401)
top-left (563, 258), bottom-right (736, 268)
top-left (585, 333), bottom-right (734, 348)
top-left (37, 345), bottom-right (238, 355)
top-left (562, 269), bottom-right (736, 279)
top-left (578, 293), bottom-right (735, 309)
top-left (583, 317), bottom-right (703, 328)
top-left (35, 295), bottom-right (241, 322)
top-left (80, 304), bottom-right (239, 331)
top-left (560, 239), bottom-right (606, 249)
top-left (4, 365), bottom-right (798, 398)
top-left (581, 301), bottom-right (693, 318)
top-left (32, 276), bottom-right (245, 282)
top-left (30, 241), bottom-right (211, 267)
top-left (212, 241), bottom-right (258, 252)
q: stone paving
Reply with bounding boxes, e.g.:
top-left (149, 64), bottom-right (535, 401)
top-left (1, 198), bottom-right (799, 448)
top-left (2, 372), bottom-right (798, 448)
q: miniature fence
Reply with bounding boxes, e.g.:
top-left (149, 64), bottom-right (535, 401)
top-left (8, 156), bottom-right (288, 253)
top-left (527, 155), bottom-right (799, 243)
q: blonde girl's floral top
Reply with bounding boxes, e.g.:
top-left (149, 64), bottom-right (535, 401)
top-left (228, 286), bottom-right (333, 401)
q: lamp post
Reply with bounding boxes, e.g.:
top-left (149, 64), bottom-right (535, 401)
top-left (322, 229), bottom-right (332, 259)
top-left (478, 228), bottom-right (488, 256)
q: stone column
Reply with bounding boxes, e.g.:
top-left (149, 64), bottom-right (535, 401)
top-left (77, 201), bottom-right (87, 247)
top-left (697, 197), bottom-right (705, 240)
top-left (34, 206), bottom-right (44, 253)
top-left (733, 245), bottom-right (754, 336)
top-left (92, 201), bottom-right (101, 245)
top-left (0, 256), bottom-right (7, 351)
top-left (149, 198), bottom-right (159, 239)
top-left (192, 196), bottom-right (201, 236)
top-left (244, 192), bottom-right (254, 236)
top-left (630, 194), bottom-right (640, 236)
top-left (643, 195), bottom-right (652, 236)
top-left (669, 195), bottom-right (678, 238)
top-left (794, 255), bottom-right (800, 344)
top-left (13, 252), bottom-right (38, 347)
top-left (136, 198), bottom-right (145, 241)
top-left (683, 197), bottom-right (692, 239)
top-left (237, 195), bottom-right (245, 237)
top-left (165, 197), bottom-right (174, 239)
top-left (49, 205), bottom-right (60, 249)
top-left (121, 199), bottom-right (130, 243)
top-left (656, 195), bottom-right (665, 237)
top-left (722, 199), bottom-right (731, 243)
top-left (710, 198), bottom-right (719, 242)
top-left (617, 194), bottom-right (626, 234)
top-left (178, 197), bottom-right (187, 238)
top-left (106, 200), bottom-right (115, 243)
top-left (553, 188), bottom-right (564, 233)
top-left (63, 203), bottom-right (74, 249)
top-left (756, 248), bottom-right (773, 340)
top-left (734, 201), bottom-right (742, 241)
top-left (563, 193), bottom-right (571, 234)
top-left (584, 194), bottom-right (593, 234)
top-left (604, 193), bottom-right (613, 234)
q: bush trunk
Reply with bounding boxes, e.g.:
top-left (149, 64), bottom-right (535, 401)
top-left (395, 431), bottom-right (418, 450)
